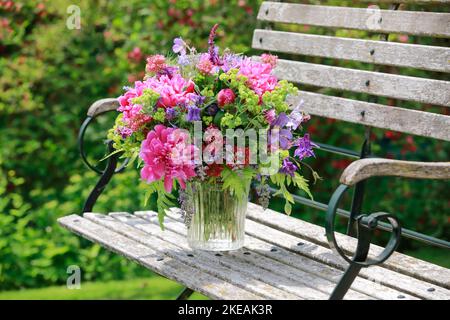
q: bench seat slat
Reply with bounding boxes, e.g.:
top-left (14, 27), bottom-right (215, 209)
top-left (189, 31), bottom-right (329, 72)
top-left (258, 2), bottom-right (450, 37)
top-left (270, 59), bottom-right (450, 107)
top-left (286, 91), bottom-right (450, 141)
top-left (155, 209), bottom-right (420, 300)
top-left (57, 215), bottom-right (262, 300)
top-left (107, 212), bottom-right (363, 300)
top-left (252, 29), bottom-right (450, 73)
top-left (245, 203), bottom-right (450, 291)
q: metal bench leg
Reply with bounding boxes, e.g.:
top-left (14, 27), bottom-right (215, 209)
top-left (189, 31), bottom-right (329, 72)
top-left (176, 287), bottom-right (194, 300)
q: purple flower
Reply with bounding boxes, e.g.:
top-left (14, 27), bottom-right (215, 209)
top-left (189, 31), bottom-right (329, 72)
top-left (222, 54), bottom-right (243, 72)
top-left (116, 126), bottom-right (133, 139)
top-left (294, 134), bottom-right (318, 160)
top-left (272, 112), bottom-right (289, 128)
top-left (166, 107), bottom-right (177, 120)
top-left (172, 37), bottom-right (186, 55)
top-left (193, 95), bottom-right (206, 106)
top-left (178, 54), bottom-right (190, 66)
top-left (287, 100), bottom-right (310, 130)
top-left (208, 24), bottom-right (223, 66)
top-left (158, 66), bottom-right (178, 78)
top-left (206, 103), bottom-right (219, 116)
top-left (279, 128), bottom-right (293, 149)
top-left (279, 158), bottom-right (297, 177)
top-left (186, 105), bottom-right (201, 122)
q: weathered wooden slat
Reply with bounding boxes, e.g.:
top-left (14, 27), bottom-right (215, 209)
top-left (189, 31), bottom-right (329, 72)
top-left (105, 212), bottom-right (343, 300)
top-left (57, 215), bottom-right (262, 300)
top-left (252, 30), bottom-right (450, 73)
top-left (153, 209), bottom-right (419, 300)
top-left (270, 59), bottom-right (450, 107)
top-left (286, 91), bottom-right (450, 141)
top-left (87, 98), bottom-right (119, 117)
top-left (340, 158), bottom-right (450, 185)
top-left (243, 216), bottom-right (450, 299)
top-left (245, 203), bottom-right (450, 292)
top-left (162, 208), bottom-right (443, 300)
top-left (82, 212), bottom-right (302, 300)
top-left (131, 210), bottom-right (373, 300)
top-left (257, 2), bottom-right (450, 37)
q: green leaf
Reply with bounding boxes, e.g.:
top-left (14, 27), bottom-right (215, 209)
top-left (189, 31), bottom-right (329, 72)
top-left (284, 202), bottom-right (292, 215)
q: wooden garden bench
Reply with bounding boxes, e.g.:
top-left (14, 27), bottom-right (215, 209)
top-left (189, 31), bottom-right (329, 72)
top-left (59, 1), bottom-right (450, 300)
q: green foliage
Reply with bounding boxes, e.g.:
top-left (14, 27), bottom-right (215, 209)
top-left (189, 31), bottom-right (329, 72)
top-left (220, 166), bottom-right (255, 198)
top-left (143, 181), bottom-right (176, 229)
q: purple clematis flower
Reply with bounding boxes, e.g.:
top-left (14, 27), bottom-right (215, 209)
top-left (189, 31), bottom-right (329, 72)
top-left (186, 105), bottom-right (201, 122)
top-left (294, 134), bottom-right (318, 160)
top-left (287, 100), bottom-right (310, 130)
top-left (279, 158), bottom-right (298, 177)
top-left (178, 54), bottom-right (190, 66)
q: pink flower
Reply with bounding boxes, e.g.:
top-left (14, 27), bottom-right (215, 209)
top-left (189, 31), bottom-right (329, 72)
top-left (145, 73), bottom-right (196, 108)
top-left (140, 125), bottom-right (197, 192)
top-left (146, 55), bottom-right (166, 74)
top-left (264, 109), bottom-right (276, 124)
top-left (217, 89), bottom-right (236, 107)
top-left (197, 54), bottom-right (214, 74)
top-left (238, 58), bottom-right (277, 97)
top-left (261, 53), bottom-right (278, 68)
top-left (128, 47), bottom-right (143, 62)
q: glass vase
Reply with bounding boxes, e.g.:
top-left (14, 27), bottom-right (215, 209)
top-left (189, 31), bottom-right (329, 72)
top-left (185, 180), bottom-right (249, 251)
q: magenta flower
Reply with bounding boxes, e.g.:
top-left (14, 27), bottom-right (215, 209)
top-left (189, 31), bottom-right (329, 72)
top-left (140, 125), bottom-right (197, 192)
top-left (145, 73), bottom-right (197, 108)
top-left (294, 134), bottom-right (317, 160)
top-left (238, 58), bottom-right (277, 97)
top-left (217, 89), bottom-right (236, 107)
top-left (264, 109), bottom-right (276, 125)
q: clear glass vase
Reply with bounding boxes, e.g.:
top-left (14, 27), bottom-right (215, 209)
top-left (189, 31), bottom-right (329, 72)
top-left (185, 180), bottom-right (249, 251)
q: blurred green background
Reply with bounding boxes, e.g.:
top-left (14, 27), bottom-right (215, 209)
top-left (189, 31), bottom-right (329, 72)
top-left (0, 0), bottom-right (448, 299)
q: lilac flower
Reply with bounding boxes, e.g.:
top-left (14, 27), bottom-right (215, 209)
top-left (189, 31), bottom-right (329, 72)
top-left (279, 158), bottom-right (298, 177)
top-left (158, 66), bottom-right (178, 78)
top-left (186, 105), bottom-right (201, 122)
top-left (294, 134), bottom-right (318, 160)
top-left (172, 37), bottom-right (186, 55)
top-left (222, 53), bottom-right (243, 72)
top-left (166, 107), bottom-right (177, 120)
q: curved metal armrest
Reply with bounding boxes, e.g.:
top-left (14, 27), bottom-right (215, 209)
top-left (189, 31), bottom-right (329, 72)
top-left (87, 98), bottom-right (120, 117)
top-left (340, 158), bottom-right (450, 186)
top-left (79, 98), bottom-right (128, 175)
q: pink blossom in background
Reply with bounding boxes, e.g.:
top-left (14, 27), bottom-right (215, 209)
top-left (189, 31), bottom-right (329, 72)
top-left (238, 58), bottom-right (277, 97)
top-left (140, 125), bottom-right (197, 192)
top-left (127, 47), bottom-right (143, 62)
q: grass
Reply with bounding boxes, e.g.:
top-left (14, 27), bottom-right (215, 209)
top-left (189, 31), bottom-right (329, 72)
top-left (0, 277), bottom-right (208, 300)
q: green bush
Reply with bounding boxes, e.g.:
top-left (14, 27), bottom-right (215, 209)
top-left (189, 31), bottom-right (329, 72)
top-left (1, 0), bottom-right (448, 290)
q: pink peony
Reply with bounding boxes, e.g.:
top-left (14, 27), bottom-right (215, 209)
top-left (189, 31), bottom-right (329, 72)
top-left (217, 88), bottom-right (236, 107)
top-left (238, 58), bottom-right (277, 97)
top-left (145, 73), bottom-right (197, 108)
top-left (140, 125), bottom-right (197, 192)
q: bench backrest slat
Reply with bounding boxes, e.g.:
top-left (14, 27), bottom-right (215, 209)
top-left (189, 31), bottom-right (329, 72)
top-left (253, 30), bottom-right (450, 73)
top-left (268, 59), bottom-right (450, 107)
top-left (253, 1), bottom-right (450, 142)
top-left (258, 2), bottom-right (450, 37)
top-left (287, 91), bottom-right (450, 141)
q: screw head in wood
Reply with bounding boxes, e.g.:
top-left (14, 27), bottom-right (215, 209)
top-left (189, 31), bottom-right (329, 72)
top-left (427, 288), bottom-right (435, 292)
top-left (370, 49), bottom-right (375, 55)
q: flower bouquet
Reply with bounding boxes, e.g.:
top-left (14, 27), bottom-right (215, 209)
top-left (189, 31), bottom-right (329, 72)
top-left (108, 25), bottom-right (318, 251)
